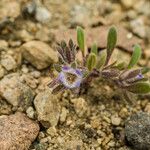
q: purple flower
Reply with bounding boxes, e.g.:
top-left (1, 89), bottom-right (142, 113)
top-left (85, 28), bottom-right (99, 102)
top-left (136, 73), bottom-right (144, 80)
top-left (58, 66), bottom-right (83, 89)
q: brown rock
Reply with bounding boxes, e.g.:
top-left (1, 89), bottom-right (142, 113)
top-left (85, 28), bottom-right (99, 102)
top-left (21, 41), bottom-right (58, 70)
top-left (51, 26), bottom-right (143, 52)
top-left (0, 112), bottom-right (39, 150)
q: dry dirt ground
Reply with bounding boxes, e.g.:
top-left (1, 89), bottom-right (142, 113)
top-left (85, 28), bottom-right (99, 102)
top-left (0, 0), bottom-right (150, 150)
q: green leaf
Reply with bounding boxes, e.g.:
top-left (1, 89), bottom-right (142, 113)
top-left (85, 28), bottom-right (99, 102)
top-left (128, 44), bottom-right (142, 69)
top-left (77, 26), bottom-right (85, 56)
top-left (91, 42), bottom-right (98, 55)
top-left (126, 82), bottom-right (150, 94)
top-left (141, 67), bottom-right (150, 74)
top-left (86, 53), bottom-right (97, 71)
top-left (71, 61), bottom-right (77, 68)
top-left (115, 62), bottom-right (126, 70)
top-left (106, 26), bottom-right (117, 65)
top-left (96, 50), bottom-right (107, 69)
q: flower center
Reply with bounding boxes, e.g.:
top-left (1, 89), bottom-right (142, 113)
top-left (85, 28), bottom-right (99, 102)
top-left (65, 72), bottom-right (77, 84)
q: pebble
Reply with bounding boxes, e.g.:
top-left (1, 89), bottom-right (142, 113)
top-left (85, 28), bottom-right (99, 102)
top-left (0, 112), bottom-right (39, 150)
top-left (34, 89), bottom-right (61, 128)
top-left (111, 115), bottom-right (121, 126)
top-left (26, 106), bottom-right (35, 119)
top-left (35, 7), bottom-right (52, 23)
top-left (130, 18), bottom-right (146, 38)
top-left (72, 97), bottom-right (88, 117)
top-left (125, 112), bottom-right (150, 150)
top-left (0, 1), bottom-right (20, 19)
top-left (0, 40), bottom-right (8, 50)
top-left (144, 103), bottom-right (150, 113)
top-left (1, 55), bottom-right (17, 71)
top-left (70, 5), bottom-right (90, 27)
top-left (0, 65), bottom-right (5, 78)
top-left (21, 41), bottom-right (58, 70)
top-left (60, 107), bottom-right (68, 123)
top-left (121, 0), bottom-right (135, 9)
top-left (47, 126), bottom-right (57, 137)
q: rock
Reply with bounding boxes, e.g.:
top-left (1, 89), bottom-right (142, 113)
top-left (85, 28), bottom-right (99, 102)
top-left (121, 0), bottom-right (135, 9)
top-left (0, 112), bottom-right (39, 150)
top-left (0, 65), bottom-right (5, 78)
top-left (130, 18), bottom-right (146, 38)
top-left (26, 106), bottom-right (35, 119)
top-left (0, 99), bottom-right (12, 115)
top-left (35, 7), bottom-right (51, 23)
top-left (0, 73), bottom-right (34, 110)
top-left (1, 55), bottom-right (17, 71)
top-left (70, 5), bottom-right (90, 27)
top-left (0, 40), bottom-right (8, 51)
top-left (144, 103), bottom-right (150, 113)
top-left (111, 115), bottom-right (121, 126)
top-left (21, 41), bottom-right (58, 70)
top-left (125, 112), bottom-right (150, 150)
top-left (0, 1), bottom-right (20, 20)
top-left (47, 126), bottom-right (57, 137)
top-left (16, 29), bottom-right (34, 42)
top-left (71, 97), bottom-right (88, 117)
top-left (22, 1), bottom-right (51, 23)
top-left (34, 89), bottom-right (61, 128)
top-left (60, 107), bottom-right (68, 123)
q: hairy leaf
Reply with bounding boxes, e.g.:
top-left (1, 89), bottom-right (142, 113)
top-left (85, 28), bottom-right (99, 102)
top-left (142, 67), bottom-right (150, 74)
top-left (91, 42), bottom-right (98, 55)
top-left (96, 50), bottom-right (107, 69)
top-left (106, 26), bottom-right (117, 65)
top-left (126, 82), bottom-right (150, 94)
top-left (77, 26), bottom-right (85, 56)
top-left (128, 44), bottom-right (142, 69)
top-left (119, 69), bottom-right (141, 81)
top-left (86, 53), bottom-right (97, 71)
top-left (115, 62), bottom-right (126, 70)
top-left (102, 68), bottom-right (120, 78)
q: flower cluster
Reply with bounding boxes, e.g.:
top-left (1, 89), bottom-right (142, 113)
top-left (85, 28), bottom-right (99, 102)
top-left (48, 26), bottom-right (150, 100)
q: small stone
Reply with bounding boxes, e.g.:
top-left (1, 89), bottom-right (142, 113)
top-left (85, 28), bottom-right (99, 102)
top-left (144, 103), bottom-right (150, 113)
top-left (0, 1), bottom-right (20, 19)
top-left (121, 0), bottom-right (135, 9)
top-left (0, 73), bottom-right (34, 109)
top-left (111, 115), bottom-right (121, 126)
top-left (0, 65), bottom-right (5, 78)
top-left (16, 29), bottom-right (34, 42)
top-left (1, 55), bottom-right (17, 71)
top-left (34, 89), bottom-right (61, 128)
top-left (0, 40), bottom-right (8, 50)
top-left (47, 126), bottom-right (57, 137)
top-left (125, 112), bottom-right (150, 150)
top-left (0, 112), bottom-right (39, 150)
top-left (60, 107), bottom-right (68, 123)
top-left (70, 5), bottom-right (90, 27)
top-left (35, 7), bottom-right (51, 23)
top-left (130, 18), bottom-right (146, 38)
top-left (97, 138), bottom-right (102, 145)
top-left (72, 97), bottom-right (88, 117)
top-left (119, 107), bottom-right (129, 118)
top-left (21, 41), bottom-right (57, 70)
top-left (26, 106), bottom-right (35, 119)
top-left (30, 71), bottom-right (41, 78)
top-left (0, 99), bottom-right (12, 115)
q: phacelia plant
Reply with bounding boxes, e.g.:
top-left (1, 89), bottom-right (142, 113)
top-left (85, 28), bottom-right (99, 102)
top-left (48, 26), bottom-right (150, 101)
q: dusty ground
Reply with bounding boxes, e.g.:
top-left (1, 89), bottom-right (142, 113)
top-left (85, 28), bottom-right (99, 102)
top-left (0, 0), bottom-right (150, 150)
